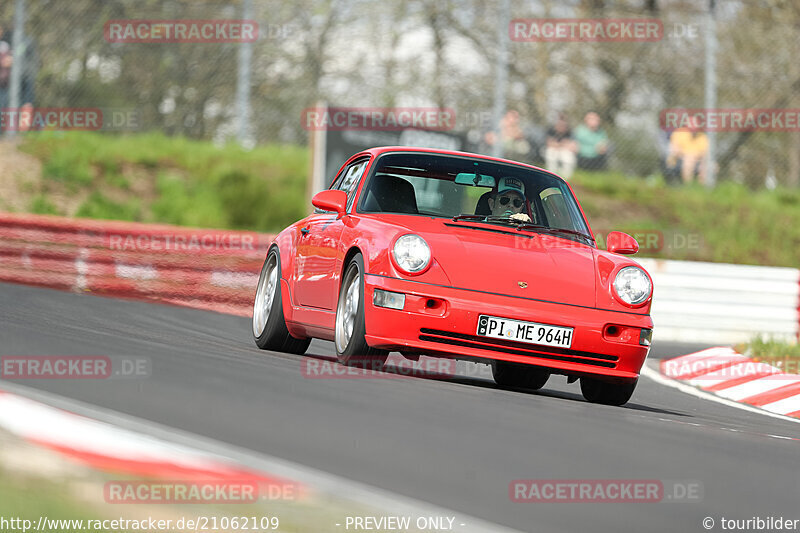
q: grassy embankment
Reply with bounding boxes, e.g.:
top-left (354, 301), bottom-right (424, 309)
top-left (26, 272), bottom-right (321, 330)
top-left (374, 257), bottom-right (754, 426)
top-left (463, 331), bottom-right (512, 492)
top-left (14, 132), bottom-right (308, 233)
top-left (735, 337), bottom-right (800, 368)
top-left (9, 131), bottom-right (800, 267)
top-left (569, 170), bottom-right (800, 267)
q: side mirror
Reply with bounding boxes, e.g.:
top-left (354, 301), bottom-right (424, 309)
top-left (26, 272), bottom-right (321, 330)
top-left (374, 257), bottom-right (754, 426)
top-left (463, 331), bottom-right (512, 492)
top-left (606, 231), bottom-right (639, 255)
top-left (312, 189), bottom-right (347, 215)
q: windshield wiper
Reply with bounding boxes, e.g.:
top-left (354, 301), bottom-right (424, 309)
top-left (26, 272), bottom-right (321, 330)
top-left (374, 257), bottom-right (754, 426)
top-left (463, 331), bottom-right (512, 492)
top-left (452, 214), bottom-right (536, 227)
top-left (516, 224), bottom-right (593, 241)
top-left (451, 214), bottom-right (488, 222)
top-left (452, 214), bottom-right (527, 223)
top-left (450, 216), bottom-right (593, 242)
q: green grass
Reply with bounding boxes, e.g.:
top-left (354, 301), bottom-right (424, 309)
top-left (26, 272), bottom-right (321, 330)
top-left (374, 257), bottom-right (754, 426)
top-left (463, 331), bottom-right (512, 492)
top-left (29, 195), bottom-right (60, 215)
top-left (570, 169), bottom-right (800, 267)
top-left (19, 132), bottom-right (309, 233)
top-left (14, 132), bottom-right (800, 266)
top-left (75, 192), bottom-right (141, 220)
top-left (0, 467), bottom-right (94, 532)
top-left (735, 337), bottom-right (800, 374)
top-left (735, 337), bottom-right (800, 365)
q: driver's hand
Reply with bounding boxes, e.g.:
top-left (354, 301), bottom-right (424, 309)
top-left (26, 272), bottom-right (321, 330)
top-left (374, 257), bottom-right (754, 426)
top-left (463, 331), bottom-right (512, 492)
top-left (510, 213), bottom-right (531, 222)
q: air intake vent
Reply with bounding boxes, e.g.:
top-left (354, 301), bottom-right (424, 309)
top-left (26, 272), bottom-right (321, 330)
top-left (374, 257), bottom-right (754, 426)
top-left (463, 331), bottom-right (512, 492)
top-left (419, 328), bottom-right (618, 368)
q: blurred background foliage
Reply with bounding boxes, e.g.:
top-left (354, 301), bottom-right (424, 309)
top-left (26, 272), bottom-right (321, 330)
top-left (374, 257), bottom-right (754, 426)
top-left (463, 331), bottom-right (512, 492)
top-left (1, 0), bottom-right (798, 265)
top-left (1, 0), bottom-right (799, 185)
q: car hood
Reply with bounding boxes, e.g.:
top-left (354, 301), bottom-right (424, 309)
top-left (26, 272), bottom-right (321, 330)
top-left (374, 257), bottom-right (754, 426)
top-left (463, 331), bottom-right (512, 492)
top-left (421, 222), bottom-right (597, 308)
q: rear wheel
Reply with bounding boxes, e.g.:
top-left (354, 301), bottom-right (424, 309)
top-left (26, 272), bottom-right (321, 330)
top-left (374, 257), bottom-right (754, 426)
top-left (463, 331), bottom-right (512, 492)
top-left (492, 361), bottom-right (550, 390)
top-left (252, 248), bottom-right (310, 354)
top-left (580, 377), bottom-right (637, 406)
top-left (335, 254), bottom-right (388, 369)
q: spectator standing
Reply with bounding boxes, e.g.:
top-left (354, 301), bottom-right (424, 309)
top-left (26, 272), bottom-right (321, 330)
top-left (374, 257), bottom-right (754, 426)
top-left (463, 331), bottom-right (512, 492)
top-left (658, 128), bottom-right (681, 185)
top-left (544, 113), bottom-right (577, 179)
top-left (574, 111), bottom-right (609, 170)
top-left (0, 24), bottom-right (12, 112)
top-left (0, 22), bottom-right (38, 134)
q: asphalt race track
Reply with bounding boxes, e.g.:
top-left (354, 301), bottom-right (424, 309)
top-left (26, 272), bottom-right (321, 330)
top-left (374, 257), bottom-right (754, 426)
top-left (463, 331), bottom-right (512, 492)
top-left (2, 281), bottom-right (798, 533)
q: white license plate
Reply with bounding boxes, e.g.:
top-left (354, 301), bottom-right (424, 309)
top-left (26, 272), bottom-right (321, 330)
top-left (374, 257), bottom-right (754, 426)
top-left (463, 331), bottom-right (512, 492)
top-left (476, 315), bottom-right (574, 349)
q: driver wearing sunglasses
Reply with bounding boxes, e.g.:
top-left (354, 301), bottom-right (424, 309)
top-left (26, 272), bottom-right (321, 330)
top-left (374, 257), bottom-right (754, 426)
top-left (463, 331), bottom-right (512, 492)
top-left (487, 177), bottom-right (531, 222)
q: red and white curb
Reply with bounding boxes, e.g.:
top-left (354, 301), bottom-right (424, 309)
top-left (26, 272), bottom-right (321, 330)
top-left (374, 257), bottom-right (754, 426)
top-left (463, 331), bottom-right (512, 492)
top-left (0, 384), bottom-right (521, 532)
top-left (0, 388), bottom-right (298, 488)
top-left (660, 347), bottom-right (800, 419)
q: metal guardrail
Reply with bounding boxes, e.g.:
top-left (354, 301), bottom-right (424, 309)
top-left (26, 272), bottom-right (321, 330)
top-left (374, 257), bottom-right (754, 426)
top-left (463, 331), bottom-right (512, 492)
top-left (637, 258), bottom-right (800, 344)
top-left (0, 213), bottom-right (272, 317)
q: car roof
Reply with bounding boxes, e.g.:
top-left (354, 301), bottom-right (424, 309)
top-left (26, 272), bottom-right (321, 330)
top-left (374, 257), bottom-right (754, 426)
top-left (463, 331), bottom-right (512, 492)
top-left (353, 146), bottom-right (562, 179)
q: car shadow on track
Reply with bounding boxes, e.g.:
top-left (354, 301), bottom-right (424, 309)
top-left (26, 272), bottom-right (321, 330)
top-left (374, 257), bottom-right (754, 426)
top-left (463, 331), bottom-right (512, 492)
top-left (302, 352), bottom-right (687, 417)
top-left (445, 376), bottom-right (686, 416)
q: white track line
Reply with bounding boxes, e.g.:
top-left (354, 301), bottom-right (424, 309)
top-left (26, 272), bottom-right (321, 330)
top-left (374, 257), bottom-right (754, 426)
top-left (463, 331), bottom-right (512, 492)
top-left (0, 382), bottom-right (522, 533)
top-left (640, 363), bottom-right (800, 426)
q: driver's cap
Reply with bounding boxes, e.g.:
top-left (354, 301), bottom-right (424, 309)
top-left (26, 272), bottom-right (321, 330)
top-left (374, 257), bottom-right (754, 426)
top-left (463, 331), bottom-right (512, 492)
top-left (497, 177), bottom-right (525, 196)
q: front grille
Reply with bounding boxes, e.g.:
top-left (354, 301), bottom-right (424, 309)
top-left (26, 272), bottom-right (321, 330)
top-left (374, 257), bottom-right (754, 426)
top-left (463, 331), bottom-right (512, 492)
top-left (419, 328), bottom-right (618, 368)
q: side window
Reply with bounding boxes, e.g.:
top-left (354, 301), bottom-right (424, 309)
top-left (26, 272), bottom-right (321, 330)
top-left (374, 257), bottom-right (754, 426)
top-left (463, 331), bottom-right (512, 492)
top-left (320, 159), bottom-right (369, 213)
top-left (540, 187), bottom-right (574, 230)
top-left (328, 166), bottom-right (347, 191)
top-left (337, 160), bottom-right (367, 194)
top-left (338, 159), bottom-right (369, 211)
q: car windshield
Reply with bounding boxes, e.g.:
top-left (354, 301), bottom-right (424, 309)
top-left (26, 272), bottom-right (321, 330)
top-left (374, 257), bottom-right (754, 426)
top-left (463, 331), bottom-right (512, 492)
top-left (358, 152), bottom-right (591, 240)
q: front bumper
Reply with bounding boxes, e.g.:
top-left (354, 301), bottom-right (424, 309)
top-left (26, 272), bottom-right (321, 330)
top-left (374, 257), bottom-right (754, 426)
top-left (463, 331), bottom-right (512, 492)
top-left (363, 274), bottom-right (652, 383)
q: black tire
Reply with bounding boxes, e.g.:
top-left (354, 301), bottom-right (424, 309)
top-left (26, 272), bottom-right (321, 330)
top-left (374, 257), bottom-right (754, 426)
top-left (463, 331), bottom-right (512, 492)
top-left (335, 254), bottom-right (388, 369)
top-left (580, 377), bottom-right (637, 406)
top-left (252, 248), bottom-right (310, 355)
top-left (492, 361), bottom-right (550, 390)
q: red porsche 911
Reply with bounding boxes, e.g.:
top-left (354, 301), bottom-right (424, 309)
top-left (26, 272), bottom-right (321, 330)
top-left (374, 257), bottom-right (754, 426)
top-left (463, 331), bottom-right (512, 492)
top-left (252, 147), bottom-right (653, 405)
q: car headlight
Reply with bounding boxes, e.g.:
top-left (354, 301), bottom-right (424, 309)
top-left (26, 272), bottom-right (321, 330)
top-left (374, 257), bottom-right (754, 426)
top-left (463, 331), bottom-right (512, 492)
top-left (613, 266), bottom-right (652, 305)
top-left (392, 234), bottom-right (431, 274)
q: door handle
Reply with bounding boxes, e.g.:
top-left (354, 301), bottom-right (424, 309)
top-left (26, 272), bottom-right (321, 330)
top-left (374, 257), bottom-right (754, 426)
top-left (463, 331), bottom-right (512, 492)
top-left (300, 227), bottom-right (310, 236)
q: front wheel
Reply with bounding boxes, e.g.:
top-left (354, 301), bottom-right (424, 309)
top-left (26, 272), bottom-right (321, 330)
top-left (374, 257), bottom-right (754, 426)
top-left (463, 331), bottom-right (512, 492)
top-left (252, 248), bottom-right (310, 354)
top-left (580, 377), bottom-right (637, 406)
top-left (335, 254), bottom-right (388, 369)
top-left (492, 361), bottom-right (550, 390)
